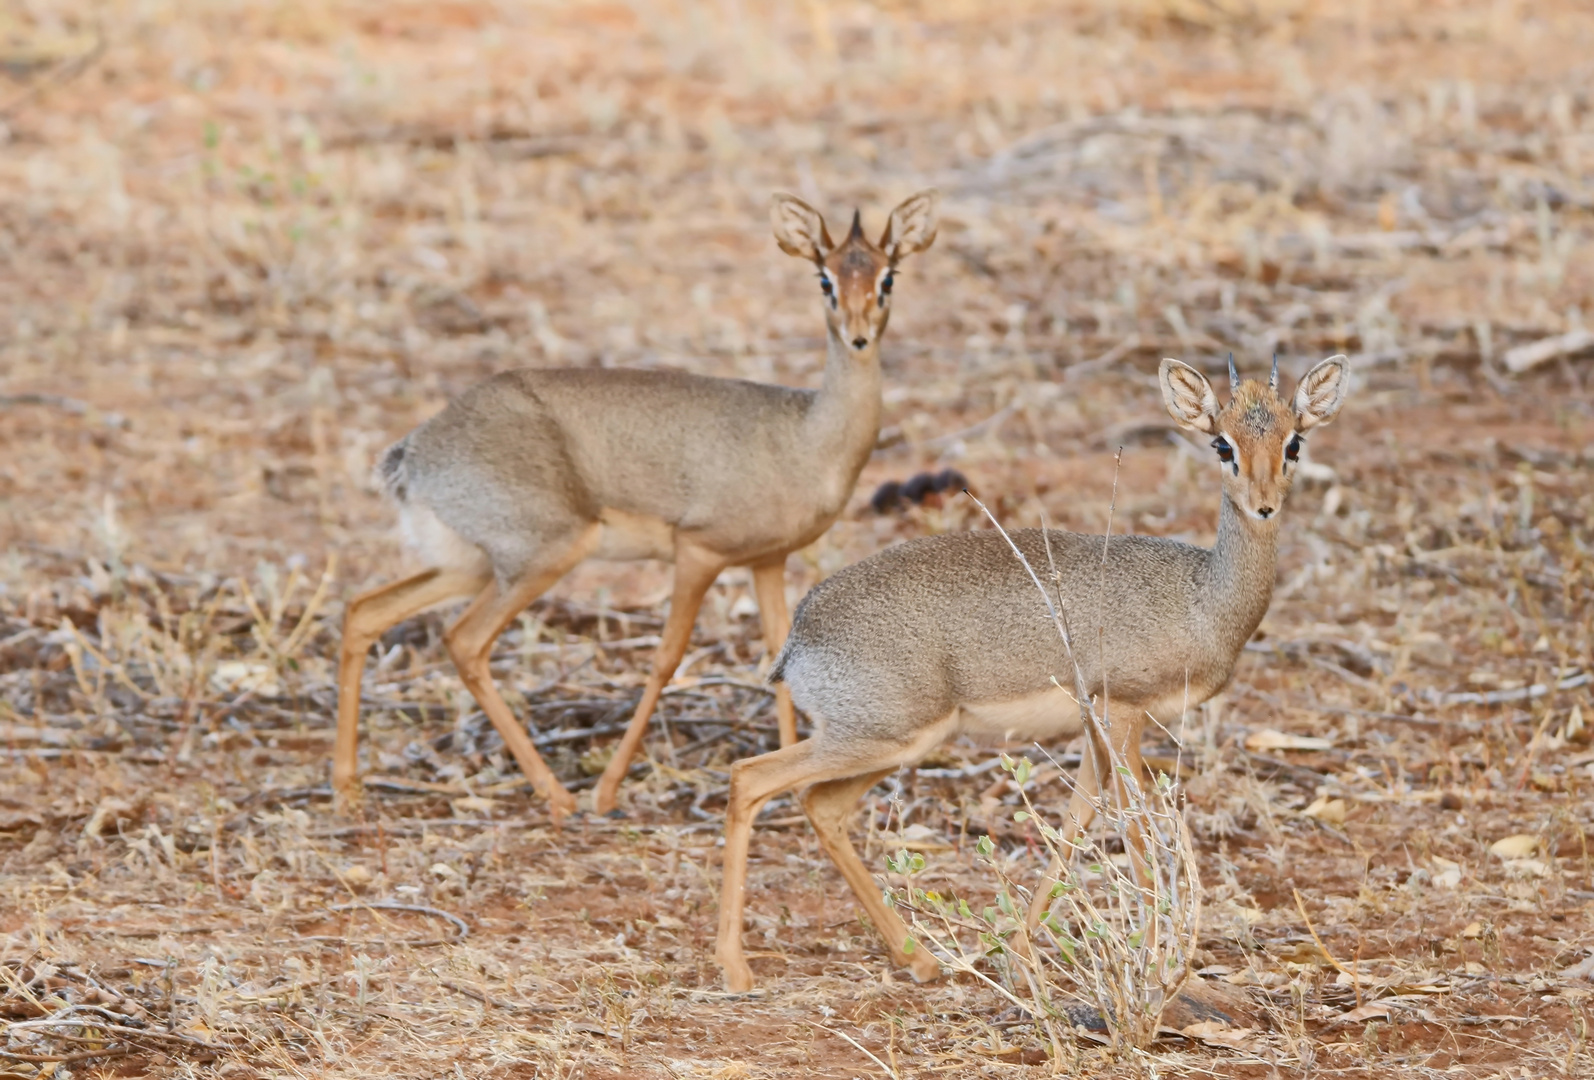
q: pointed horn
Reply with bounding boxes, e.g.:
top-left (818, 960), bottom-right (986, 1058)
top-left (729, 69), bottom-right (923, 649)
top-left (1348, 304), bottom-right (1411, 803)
top-left (1269, 351), bottom-right (1279, 389)
top-left (847, 209), bottom-right (864, 241)
top-left (1227, 352), bottom-right (1239, 393)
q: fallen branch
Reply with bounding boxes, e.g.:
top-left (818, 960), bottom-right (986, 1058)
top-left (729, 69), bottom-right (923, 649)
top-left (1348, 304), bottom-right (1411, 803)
top-left (1503, 329), bottom-right (1594, 374)
top-left (1441, 671), bottom-right (1588, 708)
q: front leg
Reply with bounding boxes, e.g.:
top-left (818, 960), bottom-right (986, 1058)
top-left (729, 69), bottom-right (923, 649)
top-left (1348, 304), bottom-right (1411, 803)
top-left (593, 540), bottom-right (727, 815)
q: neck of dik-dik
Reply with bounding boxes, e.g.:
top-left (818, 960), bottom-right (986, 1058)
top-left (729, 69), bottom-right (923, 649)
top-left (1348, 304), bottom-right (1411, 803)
top-left (1199, 488), bottom-right (1281, 662)
top-left (804, 326), bottom-right (884, 487)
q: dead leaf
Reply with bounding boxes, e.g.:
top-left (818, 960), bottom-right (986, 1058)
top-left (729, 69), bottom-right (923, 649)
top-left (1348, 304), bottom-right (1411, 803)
top-left (1460, 922), bottom-right (1484, 939)
top-left (1502, 857), bottom-right (1549, 878)
top-left (451, 795), bottom-right (499, 815)
top-left (1431, 856), bottom-right (1461, 889)
top-left (1302, 795), bottom-right (1348, 826)
top-left (898, 822), bottom-right (952, 851)
top-left (1246, 728), bottom-right (1334, 752)
top-left (1488, 834), bottom-right (1538, 859)
top-left (1180, 1021), bottom-right (1261, 1050)
top-left (1337, 1001), bottom-right (1393, 1025)
top-left (210, 659), bottom-right (281, 698)
top-left (1560, 954), bottom-right (1594, 981)
top-left (1273, 940), bottom-right (1336, 967)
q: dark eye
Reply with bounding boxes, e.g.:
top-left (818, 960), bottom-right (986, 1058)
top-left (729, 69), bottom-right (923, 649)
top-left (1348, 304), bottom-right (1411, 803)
top-left (1211, 436), bottom-right (1234, 463)
top-left (880, 271), bottom-right (893, 295)
top-left (818, 274), bottom-right (833, 297)
top-left (1285, 435), bottom-right (1302, 462)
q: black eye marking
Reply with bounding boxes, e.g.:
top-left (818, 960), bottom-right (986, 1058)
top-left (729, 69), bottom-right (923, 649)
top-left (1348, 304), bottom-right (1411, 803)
top-left (818, 274), bottom-right (833, 297)
top-left (878, 271), bottom-right (893, 307)
top-left (1211, 436), bottom-right (1234, 464)
top-left (1285, 434), bottom-right (1302, 463)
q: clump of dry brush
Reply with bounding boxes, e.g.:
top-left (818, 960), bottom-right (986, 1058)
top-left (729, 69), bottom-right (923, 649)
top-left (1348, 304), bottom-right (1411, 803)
top-left (886, 503), bottom-right (1202, 1067)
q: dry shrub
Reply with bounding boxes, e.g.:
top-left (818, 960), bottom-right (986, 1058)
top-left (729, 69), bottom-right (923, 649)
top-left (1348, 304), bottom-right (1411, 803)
top-left (886, 499), bottom-right (1202, 1064)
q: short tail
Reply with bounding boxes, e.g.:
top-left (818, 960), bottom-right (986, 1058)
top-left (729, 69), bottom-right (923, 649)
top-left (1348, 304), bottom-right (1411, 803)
top-left (376, 437), bottom-right (410, 502)
top-left (766, 636), bottom-right (795, 686)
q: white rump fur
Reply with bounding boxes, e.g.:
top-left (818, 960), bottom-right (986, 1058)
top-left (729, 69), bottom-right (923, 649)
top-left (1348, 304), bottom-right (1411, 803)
top-left (397, 502), bottom-right (491, 577)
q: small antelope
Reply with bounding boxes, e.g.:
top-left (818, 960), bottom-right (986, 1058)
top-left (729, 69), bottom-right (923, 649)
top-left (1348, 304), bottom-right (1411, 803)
top-left (715, 354), bottom-right (1350, 991)
top-left (334, 190), bottom-right (939, 818)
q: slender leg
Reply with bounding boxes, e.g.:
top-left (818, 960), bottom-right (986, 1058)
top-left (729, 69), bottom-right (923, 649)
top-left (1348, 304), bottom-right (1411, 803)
top-left (1113, 717), bottom-right (1158, 948)
top-left (443, 527), bottom-right (601, 821)
top-left (1026, 710), bottom-right (1154, 930)
top-left (1025, 720), bottom-right (1107, 929)
top-left (716, 739), bottom-right (851, 992)
top-left (802, 770), bottom-right (941, 982)
top-left (334, 567), bottom-right (489, 808)
top-left (593, 541), bottom-right (727, 815)
top-left (751, 561), bottom-right (798, 748)
top-left (750, 559), bottom-right (799, 747)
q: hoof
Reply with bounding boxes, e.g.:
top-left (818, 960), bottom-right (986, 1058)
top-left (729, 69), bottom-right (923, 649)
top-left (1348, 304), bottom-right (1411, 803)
top-left (547, 791), bottom-right (578, 823)
top-left (721, 959), bottom-right (755, 994)
top-left (908, 955), bottom-right (942, 984)
top-left (332, 783), bottom-right (363, 816)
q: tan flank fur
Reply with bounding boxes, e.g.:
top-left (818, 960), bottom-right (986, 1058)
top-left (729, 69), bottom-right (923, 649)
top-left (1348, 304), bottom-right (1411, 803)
top-left (715, 354), bottom-right (1351, 991)
top-left (334, 190), bottom-right (939, 818)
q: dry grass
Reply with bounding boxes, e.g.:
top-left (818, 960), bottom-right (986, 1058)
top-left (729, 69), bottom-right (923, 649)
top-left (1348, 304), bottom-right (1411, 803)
top-left (3, 0), bottom-right (1594, 1076)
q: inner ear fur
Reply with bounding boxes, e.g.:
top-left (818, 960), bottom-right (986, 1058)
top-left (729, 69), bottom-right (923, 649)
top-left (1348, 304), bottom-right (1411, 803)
top-left (879, 189), bottom-right (939, 264)
top-left (770, 193), bottom-right (834, 262)
top-left (1293, 354), bottom-right (1349, 431)
top-left (1160, 358), bottom-right (1220, 434)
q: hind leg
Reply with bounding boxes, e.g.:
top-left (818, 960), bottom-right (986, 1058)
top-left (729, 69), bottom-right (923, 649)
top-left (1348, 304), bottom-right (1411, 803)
top-left (334, 568), bottom-right (490, 809)
top-left (802, 769), bottom-right (941, 982)
top-left (444, 525), bottom-right (602, 821)
top-left (717, 740), bottom-right (870, 991)
top-left (751, 559), bottom-right (799, 747)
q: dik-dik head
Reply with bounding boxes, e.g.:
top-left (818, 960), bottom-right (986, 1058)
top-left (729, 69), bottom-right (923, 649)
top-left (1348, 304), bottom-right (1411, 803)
top-left (1160, 354), bottom-right (1350, 523)
top-left (770, 190), bottom-right (939, 355)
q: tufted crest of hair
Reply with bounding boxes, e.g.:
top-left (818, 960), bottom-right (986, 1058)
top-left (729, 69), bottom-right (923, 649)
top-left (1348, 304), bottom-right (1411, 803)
top-left (1225, 381), bottom-right (1293, 442)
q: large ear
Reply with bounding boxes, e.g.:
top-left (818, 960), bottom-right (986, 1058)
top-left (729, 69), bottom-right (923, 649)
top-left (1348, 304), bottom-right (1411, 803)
top-left (879, 188), bottom-right (939, 264)
top-left (1159, 358), bottom-right (1220, 434)
top-left (770, 193), bottom-right (834, 262)
top-left (1293, 354), bottom-right (1349, 431)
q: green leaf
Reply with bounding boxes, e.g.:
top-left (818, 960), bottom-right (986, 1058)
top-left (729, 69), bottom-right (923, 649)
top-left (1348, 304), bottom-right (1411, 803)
top-left (958, 898), bottom-right (973, 919)
top-left (975, 835), bottom-right (994, 856)
top-left (1014, 758), bottom-right (1032, 786)
top-left (902, 935), bottom-right (916, 955)
top-left (1013, 811), bottom-right (1031, 823)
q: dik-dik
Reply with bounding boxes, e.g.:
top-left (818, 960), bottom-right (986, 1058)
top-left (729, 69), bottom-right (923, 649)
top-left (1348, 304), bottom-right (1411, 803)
top-left (335, 190), bottom-right (939, 818)
top-left (715, 355), bottom-right (1350, 991)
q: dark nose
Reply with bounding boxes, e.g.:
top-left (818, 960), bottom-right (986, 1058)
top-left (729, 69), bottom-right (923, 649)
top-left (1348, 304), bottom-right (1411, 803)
top-left (852, 336), bottom-right (868, 350)
top-left (1257, 506), bottom-right (1275, 519)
